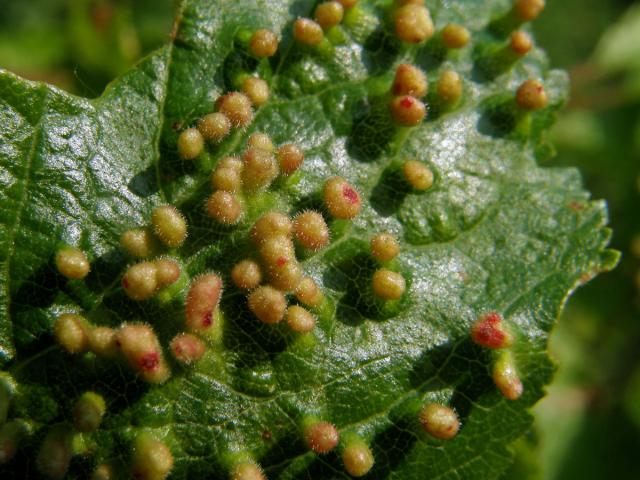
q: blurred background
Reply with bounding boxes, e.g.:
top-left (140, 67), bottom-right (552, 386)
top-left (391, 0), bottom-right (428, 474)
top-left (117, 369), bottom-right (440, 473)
top-left (1, 1), bottom-right (639, 478)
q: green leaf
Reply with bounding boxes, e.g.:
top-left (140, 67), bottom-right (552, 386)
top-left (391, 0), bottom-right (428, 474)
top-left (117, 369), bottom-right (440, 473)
top-left (0, 0), bottom-right (617, 478)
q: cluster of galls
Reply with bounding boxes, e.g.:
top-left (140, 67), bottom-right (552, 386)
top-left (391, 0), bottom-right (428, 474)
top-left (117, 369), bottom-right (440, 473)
top-left (0, 372), bottom-right (174, 480)
top-left (17, 1), bottom-right (551, 478)
top-left (471, 312), bottom-right (524, 401)
top-left (176, 24), bottom-right (277, 161)
top-left (387, 0), bottom-right (547, 128)
top-left (415, 312), bottom-right (525, 446)
top-left (206, 133), bottom-right (304, 225)
top-left (232, 173), bottom-right (363, 330)
top-left (292, 0), bottom-right (358, 48)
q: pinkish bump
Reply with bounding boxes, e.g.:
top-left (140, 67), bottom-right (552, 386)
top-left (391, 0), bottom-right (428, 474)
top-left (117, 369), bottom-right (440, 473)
top-left (343, 186), bottom-right (359, 204)
top-left (401, 97), bottom-right (414, 108)
top-left (139, 352), bottom-right (159, 371)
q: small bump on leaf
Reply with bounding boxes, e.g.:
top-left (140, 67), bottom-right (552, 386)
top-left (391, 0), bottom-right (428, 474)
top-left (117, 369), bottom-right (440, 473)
top-left (372, 268), bottom-right (406, 300)
top-left (55, 247), bottom-right (90, 280)
top-left (419, 403), bottom-right (460, 440)
top-left (394, 4), bottom-right (434, 44)
top-left (151, 205), bottom-right (188, 248)
top-left (177, 128), bottom-right (204, 160)
top-left (206, 190), bottom-right (243, 225)
top-left (248, 285), bottom-right (287, 324)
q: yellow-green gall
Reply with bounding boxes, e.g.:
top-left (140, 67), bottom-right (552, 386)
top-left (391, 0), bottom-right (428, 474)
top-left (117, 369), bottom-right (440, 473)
top-left (267, 259), bottom-right (303, 292)
top-left (248, 285), bottom-right (287, 324)
top-left (117, 323), bottom-right (171, 384)
top-left (258, 235), bottom-right (296, 266)
top-left (185, 274), bottom-right (223, 333)
top-left (0, 421), bottom-right (27, 465)
top-left (231, 462), bottom-right (266, 480)
top-left (492, 350), bottom-right (524, 400)
top-left (286, 305), bottom-right (316, 333)
top-left (54, 313), bottom-right (89, 354)
top-left (211, 166), bottom-right (243, 192)
top-left (242, 147), bottom-right (279, 190)
top-left (91, 464), bottom-right (115, 480)
top-left (88, 326), bottom-right (118, 358)
top-left (402, 160), bottom-right (434, 191)
top-left (217, 92), bottom-right (254, 128)
top-left (395, 4), bottom-right (434, 44)
top-left (206, 191), bottom-right (243, 225)
top-left (442, 24), bottom-right (470, 49)
top-left (277, 143), bottom-right (304, 174)
top-left (197, 112), bottom-right (231, 142)
top-left (304, 421), bottom-right (339, 454)
top-left (293, 210), bottom-right (330, 250)
top-left (72, 391), bottom-right (106, 433)
top-left (170, 333), bottom-right (206, 365)
top-left (155, 257), bottom-right (181, 287)
top-left (315, 2), bottom-right (344, 30)
top-left (131, 434), bottom-right (174, 480)
top-left (510, 30), bottom-right (533, 55)
top-left (251, 212), bottom-right (293, 244)
top-left (337, 0), bottom-right (358, 7)
top-left (55, 246), bottom-right (90, 280)
top-left (293, 18), bottom-right (325, 46)
top-left (218, 156), bottom-right (244, 171)
top-left (370, 233), bottom-right (400, 262)
top-left (231, 259), bottom-right (263, 290)
top-left (120, 228), bottom-right (157, 258)
top-left (390, 95), bottom-right (426, 126)
top-left (419, 403), bottom-right (460, 440)
top-left (36, 427), bottom-right (72, 480)
top-left (296, 276), bottom-right (324, 308)
top-left (437, 69), bottom-right (463, 103)
top-left (393, 63), bottom-right (427, 98)
top-left (342, 441), bottom-right (374, 477)
top-left (177, 127), bottom-right (204, 160)
top-left (372, 268), bottom-right (406, 300)
top-left (249, 29), bottom-right (278, 58)
top-left (514, 0), bottom-right (545, 21)
top-left (122, 262), bottom-right (158, 300)
top-left (152, 205), bottom-right (188, 248)
top-left (323, 176), bottom-right (362, 219)
top-left (242, 77), bottom-right (270, 107)
top-left (515, 79), bottom-right (547, 110)
top-left (247, 132), bottom-right (274, 152)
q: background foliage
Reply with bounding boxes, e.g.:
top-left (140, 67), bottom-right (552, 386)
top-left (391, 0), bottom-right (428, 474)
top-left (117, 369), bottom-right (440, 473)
top-left (0, 0), bottom-right (638, 478)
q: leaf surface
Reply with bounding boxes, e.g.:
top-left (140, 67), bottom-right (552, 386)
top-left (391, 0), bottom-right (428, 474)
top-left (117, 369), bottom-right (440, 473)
top-left (0, 1), bottom-right (617, 478)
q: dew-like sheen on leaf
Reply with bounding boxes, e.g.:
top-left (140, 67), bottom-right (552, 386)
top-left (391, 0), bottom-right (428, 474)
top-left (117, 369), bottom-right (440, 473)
top-left (0, 0), bottom-right (618, 479)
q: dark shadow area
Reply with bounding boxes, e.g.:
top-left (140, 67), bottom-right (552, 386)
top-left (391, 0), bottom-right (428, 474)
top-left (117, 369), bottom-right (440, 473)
top-left (220, 290), bottom-right (288, 364)
top-left (369, 163), bottom-right (411, 217)
top-left (12, 261), bottom-right (60, 312)
top-left (261, 431), bottom-right (310, 477)
top-left (472, 44), bottom-right (520, 83)
top-left (323, 247), bottom-right (408, 326)
top-left (414, 37), bottom-right (447, 72)
top-left (157, 144), bottom-right (200, 188)
top-left (488, 9), bottom-right (522, 39)
top-left (368, 415), bottom-right (419, 478)
top-left (361, 26), bottom-right (401, 76)
top-left (221, 49), bottom-right (259, 92)
top-left (346, 94), bottom-right (396, 162)
top-left (409, 338), bottom-right (494, 419)
top-left (477, 96), bottom-right (521, 137)
top-left (128, 165), bottom-right (160, 198)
